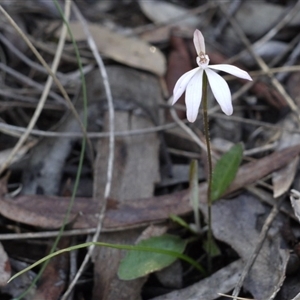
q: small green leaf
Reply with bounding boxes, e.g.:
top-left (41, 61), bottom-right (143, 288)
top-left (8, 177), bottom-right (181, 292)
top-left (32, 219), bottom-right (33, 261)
top-left (118, 234), bottom-right (186, 280)
top-left (211, 143), bottom-right (243, 201)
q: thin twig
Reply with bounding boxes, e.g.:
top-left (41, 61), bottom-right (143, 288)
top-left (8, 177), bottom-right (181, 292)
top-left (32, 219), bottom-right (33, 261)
top-left (276, 35), bottom-right (300, 81)
top-left (0, 62), bottom-right (66, 104)
top-left (0, 4), bottom-right (91, 174)
top-left (227, 0), bottom-right (300, 65)
top-left (0, 228), bottom-right (97, 240)
top-left (213, 0), bottom-right (242, 38)
top-left (60, 2), bottom-right (115, 298)
top-left (219, 3), bottom-right (300, 120)
top-left (0, 119), bottom-right (177, 138)
top-left (231, 199), bottom-right (283, 299)
top-left (169, 98), bottom-right (208, 153)
top-left (0, 31), bottom-right (65, 79)
top-left (12, 2), bottom-right (72, 299)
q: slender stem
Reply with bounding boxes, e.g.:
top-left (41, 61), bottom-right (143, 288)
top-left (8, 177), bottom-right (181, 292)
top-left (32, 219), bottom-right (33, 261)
top-left (201, 72), bottom-right (213, 272)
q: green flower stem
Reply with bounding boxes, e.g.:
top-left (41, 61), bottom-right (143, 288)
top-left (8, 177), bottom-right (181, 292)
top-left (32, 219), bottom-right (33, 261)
top-left (201, 72), bottom-right (213, 273)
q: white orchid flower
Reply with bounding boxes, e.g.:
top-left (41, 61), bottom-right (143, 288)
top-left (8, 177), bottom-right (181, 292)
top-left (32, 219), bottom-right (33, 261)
top-left (172, 29), bottom-right (252, 122)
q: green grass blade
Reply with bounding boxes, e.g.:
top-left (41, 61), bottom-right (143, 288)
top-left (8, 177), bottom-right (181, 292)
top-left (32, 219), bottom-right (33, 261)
top-left (8, 239), bottom-right (205, 283)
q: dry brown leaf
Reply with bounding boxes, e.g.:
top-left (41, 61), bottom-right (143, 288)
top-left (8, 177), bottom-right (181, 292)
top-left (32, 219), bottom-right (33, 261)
top-left (92, 104), bottom-right (160, 299)
top-left (151, 260), bottom-right (243, 300)
top-left (272, 114), bottom-right (300, 198)
top-left (52, 21), bottom-right (166, 76)
top-left (94, 112), bottom-right (160, 200)
top-left (0, 243), bottom-right (11, 286)
top-left (273, 156), bottom-right (299, 198)
top-left (290, 189), bottom-right (300, 223)
top-left (138, 0), bottom-right (199, 27)
top-left (227, 1), bottom-right (300, 38)
top-left (201, 194), bottom-right (289, 300)
top-left (139, 26), bottom-right (172, 44)
top-left (0, 145), bottom-right (300, 230)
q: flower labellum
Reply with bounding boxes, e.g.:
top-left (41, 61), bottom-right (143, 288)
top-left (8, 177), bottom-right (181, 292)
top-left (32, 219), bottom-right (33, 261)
top-left (172, 29), bottom-right (252, 122)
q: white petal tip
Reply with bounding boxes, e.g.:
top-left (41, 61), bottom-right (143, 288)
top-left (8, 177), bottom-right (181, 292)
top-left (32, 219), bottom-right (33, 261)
top-left (187, 115), bottom-right (197, 123)
top-left (186, 107), bottom-right (199, 122)
top-left (193, 29), bottom-right (205, 55)
top-left (172, 95), bottom-right (179, 105)
top-left (223, 108), bottom-right (233, 116)
top-left (244, 74), bottom-right (253, 81)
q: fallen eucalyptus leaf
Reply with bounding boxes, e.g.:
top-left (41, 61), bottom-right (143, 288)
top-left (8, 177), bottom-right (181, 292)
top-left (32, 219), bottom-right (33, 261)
top-left (51, 21), bottom-right (166, 76)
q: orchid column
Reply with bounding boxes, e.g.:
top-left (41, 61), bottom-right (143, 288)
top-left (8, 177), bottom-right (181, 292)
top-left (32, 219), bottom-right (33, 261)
top-left (173, 29), bottom-right (252, 268)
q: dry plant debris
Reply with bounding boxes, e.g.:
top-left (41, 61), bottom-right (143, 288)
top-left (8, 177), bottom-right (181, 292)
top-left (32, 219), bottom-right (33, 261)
top-left (1, 1), bottom-right (300, 300)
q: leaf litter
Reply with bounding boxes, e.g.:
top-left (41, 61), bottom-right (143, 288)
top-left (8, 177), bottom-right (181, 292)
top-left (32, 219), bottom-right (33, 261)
top-left (1, 1), bottom-right (300, 299)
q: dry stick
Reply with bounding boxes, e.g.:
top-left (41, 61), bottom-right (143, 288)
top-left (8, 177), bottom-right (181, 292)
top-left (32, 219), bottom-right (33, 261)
top-left (227, 33), bottom-right (300, 109)
top-left (0, 4), bottom-right (92, 175)
top-left (276, 34), bottom-right (300, 82)
top-left (28, 36), bottom-right (91, 65)
top-left (4, 55), bottom-right (300, 141)
top-left (219, 4), bottom-right (300, 120)
top-left (213, 0), bottom-right (242, 37)
top-left (3, 56), bottom-right (300, 140)
top-left (7, 2), bottom-right (72, 300)
top-left (169, 98), bottom-right (207, 153)
top-left (216, 5), bottom-right (292, 298)
top-left (60, 3), bottom-right (115, 299)
top-left (215, 62), bottom-right (300, 115)
top-left (0, 30), bottom-right (91, 86)
top-left (218, 294), bottom-right (253, 300)
top-left (227, 0), bottom-right (300, 65)
top-left (132, 2), bottom-right (216, 35)
top-left (68, 239), bottom-right (78, 300)
top-left (252, 0), bottom-right (300, 50)
top-left (0, 62), bottom-right (66, 104)
top-left (0, 189), bottom-right (296, 242)
top-left (214, 1), bottom-right (300, 117)
top-left (0, 228), bottom-right (97, 240)
top-left (252, 62), bottom-right (300, 76)
top-left (0, 31), bottom-right (65, 79)
top-left (231, 199), bottom-right (283, 299)
top-left (0, 119), bottom-right (177, 138)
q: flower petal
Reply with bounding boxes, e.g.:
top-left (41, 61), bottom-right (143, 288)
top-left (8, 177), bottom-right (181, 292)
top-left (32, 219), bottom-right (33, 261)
top-left (185, 69), bottom-right (204, 122)
top-left (193, 29), bottom-right (205, 55)
top-left (173, 67), bottom-right (200, 104)
top-left (209, 64), bottom-right (252, 81)
top-left (205, 68), bottom-right (233, 115)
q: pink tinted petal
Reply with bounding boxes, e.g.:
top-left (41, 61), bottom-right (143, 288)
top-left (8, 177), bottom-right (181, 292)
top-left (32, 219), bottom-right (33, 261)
top-left (205, 68), bottom-right (233, 115)
top-left (193, 29), bottom-right (205, 55)
top-left (209, 64), bottom-right (252, 81)
top-left (172, 67), bottom-right (200, 105)
top-left (185, 69), bottom-right (203, 122)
